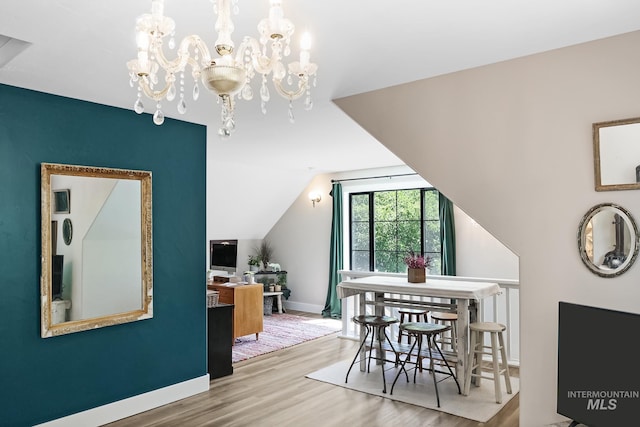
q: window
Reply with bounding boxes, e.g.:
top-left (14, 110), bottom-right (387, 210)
top-left (349, 188), bottom-right (441, 274)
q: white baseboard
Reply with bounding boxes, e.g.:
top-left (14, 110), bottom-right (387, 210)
top-left (34, 374), bottom-right (210, 427)
top-left (284, 301), bottom-right (324, 314)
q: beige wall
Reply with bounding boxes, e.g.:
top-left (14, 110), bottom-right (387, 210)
top-left (335, 30), bottom-right (640, 426)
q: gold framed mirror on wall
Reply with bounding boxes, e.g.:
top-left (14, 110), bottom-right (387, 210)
top-left (593, 117), bottom-right (640, 191)
top-left (41, 163), bottom-right (153, 337)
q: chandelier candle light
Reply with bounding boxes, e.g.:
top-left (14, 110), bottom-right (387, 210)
top-left (127, 0), bottom-right (318, 137)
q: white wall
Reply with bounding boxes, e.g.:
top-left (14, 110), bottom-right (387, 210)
top-left (265, 165), bottom-right (518, 313)
top-left (82, 180), bottom-right (142, 319)
top-left (454, 206), bottom-right (519, 280)
top-left (51, 175), bottom-right (117, 320)
top-left (334, 30), bottom-right (640, 426)
top-left (265, 174), bottom-right (333, 312)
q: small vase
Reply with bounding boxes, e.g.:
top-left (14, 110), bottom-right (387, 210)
top-left (408, 268), bottom-right (426, 283)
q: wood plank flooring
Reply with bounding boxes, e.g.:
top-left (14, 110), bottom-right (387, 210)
top-left (106, 311), bottom-right (519, 427)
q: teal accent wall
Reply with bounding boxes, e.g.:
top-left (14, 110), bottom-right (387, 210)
top-left (0, 83), bottom-right (207, 426)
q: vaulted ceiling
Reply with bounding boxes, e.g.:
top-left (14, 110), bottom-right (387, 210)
top-left (2, 0), bottom-right (640, 238)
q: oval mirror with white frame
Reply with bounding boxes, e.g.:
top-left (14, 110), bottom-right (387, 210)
top-left (578, 203), bottom-right (639, 277)
top-left (593, 117), bottom-right (640, 191)
top-left (41, 163), bottom-right (153, 337)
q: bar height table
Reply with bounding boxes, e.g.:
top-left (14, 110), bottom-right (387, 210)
top-left (337, 275), bottom-right (501, 394)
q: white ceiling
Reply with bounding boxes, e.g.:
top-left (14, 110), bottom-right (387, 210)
top-left (2, 0), bottom-right (640, 238)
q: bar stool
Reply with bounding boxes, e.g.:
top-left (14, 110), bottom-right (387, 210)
top-left (430, 312), bottom-right (458, 352)
top-left (397, 308), bottom-right (429, 344)
top-left (464, 322), bottom-right (512, 404)
top-left (345, 315), bottom-right (405, 394)
top-left (390, 322), bottom-right (461, 407)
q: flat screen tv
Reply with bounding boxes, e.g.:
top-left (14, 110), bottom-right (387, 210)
top-left (558, 302), bottom-right (640, 426)
top-left (52, 255), bottom-right (63, 299)
top-left (209, 239), bottom-right (238, 272)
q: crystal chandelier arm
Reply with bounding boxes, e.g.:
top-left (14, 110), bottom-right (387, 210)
top-left (236, 37), bottom-right (280, 76)
top-left (138, 75), bottom-right (174, 102)
top-left (272, 76), bottom-right (307, 100)
top-left (153, 35), bottom-right (212, 76)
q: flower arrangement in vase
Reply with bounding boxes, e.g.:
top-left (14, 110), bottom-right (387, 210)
top-left (403, 250), bottom-right (432, 283)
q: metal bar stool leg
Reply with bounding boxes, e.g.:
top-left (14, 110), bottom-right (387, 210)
top-left (390, 338), bottom-right (418, 395)
top-left (425, 334), bottom-right (441, 407)
top-left (413, 334), bottom-right (423, 383)
top-left (377, 325), bottom-right (388, 393)
top-left (433, 333), bottom-right (461, 394)
top-left (345, 324), bottom-right (371, 384)
top-left (368, 324), bottom-right (377, 373)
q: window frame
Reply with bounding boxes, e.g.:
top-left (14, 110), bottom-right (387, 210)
top-left (348, 187), bottom-right (441, 274)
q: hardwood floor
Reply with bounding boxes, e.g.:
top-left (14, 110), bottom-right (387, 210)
top-left (106, 311), bottom-right (519, 427)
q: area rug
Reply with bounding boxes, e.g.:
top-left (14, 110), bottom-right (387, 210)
top-left (306, 359), bottom-right (519, 423)
top-left (232, 314), bottom-right (341, 363)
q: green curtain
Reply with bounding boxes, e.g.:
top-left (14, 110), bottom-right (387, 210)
top-left (439, 192), bottom-right (456, 276)
top-left (322, 182), bottom-right (343, 319)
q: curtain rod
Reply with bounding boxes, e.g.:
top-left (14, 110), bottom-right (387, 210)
top-left (331, 173), bottom-right (419, 183)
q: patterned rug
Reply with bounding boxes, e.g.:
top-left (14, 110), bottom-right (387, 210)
top-left (232, 314), bottom-right (342, 363)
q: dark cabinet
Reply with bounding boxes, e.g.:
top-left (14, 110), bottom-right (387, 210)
top-left (207, 303), bottom-right (233, 379)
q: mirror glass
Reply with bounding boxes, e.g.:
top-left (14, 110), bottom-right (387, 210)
top-left (41, 163), bottom-right (153, 337)
top-left (593, 117), bottom-right (640, 191)
top-left (578, 203), bottom-right (639, 277)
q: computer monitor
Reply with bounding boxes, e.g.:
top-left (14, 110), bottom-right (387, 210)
top-left (209, 239), bottom-right (238, 273)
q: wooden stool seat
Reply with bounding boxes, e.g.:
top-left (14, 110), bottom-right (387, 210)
top-left (470, 322), bottom-right (505, 334)
top-left (346, 315), bottom-right (404, 394)
top-left (430, 312), bottom-right (458, 321)
top-left (398, 308), bottom-right (429, 344)
top-left (430, 312), bottom-right (458, 353)
top-left (390, 322), bottom-right (461, 407)
top-left (464, 322), bottom-right (512, 404)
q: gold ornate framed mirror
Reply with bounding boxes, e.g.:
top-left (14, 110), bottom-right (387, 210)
top-left (41, 163), bottom-right (153, 337)
top-left (593, 117), bottom-right (640, 191)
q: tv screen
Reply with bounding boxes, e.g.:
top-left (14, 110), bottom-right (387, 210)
top-left (52, 255), bottom-right (63, 299)
top-left (209, 240), bottom-right (238, 269)
top-left (557, 302), bottom-right (640, 426)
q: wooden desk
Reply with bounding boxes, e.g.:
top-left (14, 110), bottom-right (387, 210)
top-left (337, 275), bottom-right (501, 393)
top-left (208, 283), bottom-right (263, 343)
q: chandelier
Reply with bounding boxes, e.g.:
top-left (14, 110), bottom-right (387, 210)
top-left (127, 0), bottom-right (318, 137)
